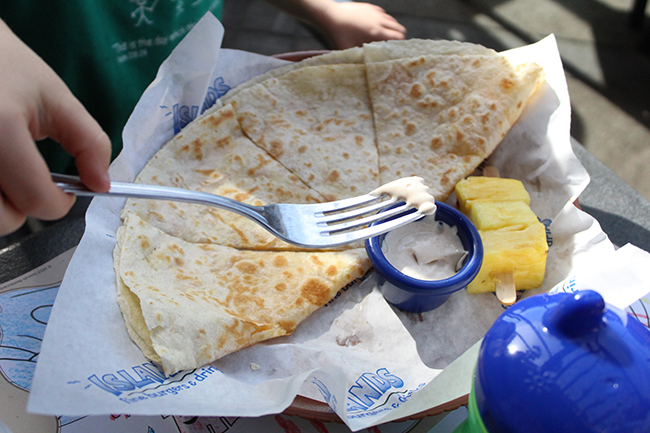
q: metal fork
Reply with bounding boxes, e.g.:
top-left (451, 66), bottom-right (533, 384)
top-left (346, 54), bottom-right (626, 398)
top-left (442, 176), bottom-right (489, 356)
top-left (52, 173), bottom-right (425, 248)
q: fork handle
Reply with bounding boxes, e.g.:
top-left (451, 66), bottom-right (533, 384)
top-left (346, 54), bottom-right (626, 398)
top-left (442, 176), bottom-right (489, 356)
top-left (51, 173), bottom-right (268, 225)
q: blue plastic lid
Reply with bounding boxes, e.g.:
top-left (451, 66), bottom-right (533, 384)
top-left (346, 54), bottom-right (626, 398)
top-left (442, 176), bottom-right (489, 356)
top-left (475, 290), bottom-right (650, 433)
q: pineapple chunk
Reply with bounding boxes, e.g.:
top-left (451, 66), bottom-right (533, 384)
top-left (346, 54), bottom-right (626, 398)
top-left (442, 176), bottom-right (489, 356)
top-left (455, 175), bottom-right (548, 296)
top-left (467, 200), bottom-right (539, 231)
top-left (468, 222), bottom-right (548, 294)
top-left (455, 177), bottom-right (530, 214)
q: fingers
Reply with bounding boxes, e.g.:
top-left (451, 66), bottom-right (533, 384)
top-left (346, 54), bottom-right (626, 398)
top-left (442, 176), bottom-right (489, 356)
top-left (377, 27), bottom-right (407, 42)
top-left (0, 114), bottom-right (76, 235)
top-left (379, 16), bottom-right (407, 36)
top-left (373, 21), bottom-right (407, 42)
top-left (0, 20), bottom-right (111, 236)
top-left (322, 2), bottom-right (407, 50)
top-left (0, 98), bottom-right (109, 238)
top-left (0, 89), bottom-right (109, 237)
top-left (366, 5), bottom-right (407, 39)
top-left (40, 85), bottom-right (112, 193)
top-left (0, 193), bottom-right (27, 237)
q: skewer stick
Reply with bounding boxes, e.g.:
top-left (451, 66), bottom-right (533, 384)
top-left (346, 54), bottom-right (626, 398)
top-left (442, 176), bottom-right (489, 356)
top-left (495, 271), bottom-right (517, 305)
top-left (483, 165), bottom-right (501, 178)
top-left (482, 165), bottom-right (517, 305)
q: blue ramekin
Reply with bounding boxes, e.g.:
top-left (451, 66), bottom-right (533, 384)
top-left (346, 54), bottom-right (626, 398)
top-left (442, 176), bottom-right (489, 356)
top-left (365, 201), bottom-right (483, 313)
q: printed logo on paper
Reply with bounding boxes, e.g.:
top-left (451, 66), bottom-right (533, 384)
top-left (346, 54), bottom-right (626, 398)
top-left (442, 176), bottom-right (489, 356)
top-left (88, 363), bottom-right (220, 404)
top-left (312, 368), bottom-right (425, 420)
top-left (346, 368), bottom-right (424, 418)
top-left (171, 77), bottom-right (231, 134)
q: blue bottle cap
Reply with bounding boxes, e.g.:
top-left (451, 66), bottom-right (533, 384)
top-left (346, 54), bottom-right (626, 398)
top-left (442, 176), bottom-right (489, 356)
top-left (474, 290), bottom-right (650, 433)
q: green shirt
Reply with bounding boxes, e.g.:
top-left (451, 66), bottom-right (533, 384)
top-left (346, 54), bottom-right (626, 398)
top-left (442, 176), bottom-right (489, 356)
top-left (1, 1), bottom-right (224, 173)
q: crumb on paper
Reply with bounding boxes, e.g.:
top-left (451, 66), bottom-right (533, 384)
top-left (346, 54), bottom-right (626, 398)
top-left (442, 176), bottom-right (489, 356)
top-left (336, 333), bottom-right (361, 347)
top-left (250, 362), bottom-right (260, 371)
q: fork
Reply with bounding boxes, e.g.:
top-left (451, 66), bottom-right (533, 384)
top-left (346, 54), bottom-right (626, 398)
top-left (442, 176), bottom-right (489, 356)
top-left (52, 173), bottom-right (425, 248)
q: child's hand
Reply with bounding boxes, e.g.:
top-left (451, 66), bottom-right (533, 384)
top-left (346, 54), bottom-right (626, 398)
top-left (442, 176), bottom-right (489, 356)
top-left (320, 2), bottom-right (406, 49)
top-left (0, 20), bottom-right (111, 236)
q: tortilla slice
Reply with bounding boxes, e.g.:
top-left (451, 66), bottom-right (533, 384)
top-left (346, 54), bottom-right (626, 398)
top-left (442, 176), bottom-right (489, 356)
top-left (365, 53), bottom-right (544, 200)
top-left (121, 103), bottom-right (328, 250)
top-left (230, 63), bottom-right (379, 201)
top-left (114, 224), bottom-right (162, 365)
top-left (219, 46), bottom-right (364, 106)
top-left (220, 39), bottom-right (493, 107)
top-left (362, 38), bottom-right (498, 62)
top-left (115, 213), bottom-right (371, 375)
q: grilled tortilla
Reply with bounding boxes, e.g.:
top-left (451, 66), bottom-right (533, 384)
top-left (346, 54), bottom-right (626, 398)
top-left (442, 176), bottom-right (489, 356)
top-left (121, 103), bottom-right (325, 250)
top-left (219, 46), bottom-right (364, 106)
top-left (230, 63), bottom-right (379, 201)
top-left (115, 213), bottom-right (371, 375)
top-left (362, 38), bottom-right (499, 62)
top-left (365, 53), bottom-right (543, 200)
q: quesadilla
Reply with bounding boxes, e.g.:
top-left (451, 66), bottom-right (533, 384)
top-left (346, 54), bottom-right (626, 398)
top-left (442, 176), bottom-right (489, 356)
top-left (121, 103), bottom-right (325, 250)
top-left (220, 46), bottom-right (364, 106)
top-left (365, 53), bottom-right (543, 200)
top-left (230, 63), bottom-right (379, 201)
top-left (362, 38), bottom-right (499, 62)
top-left (114, 38), bottom-right (545, 375)
top-left (115, 213), bottom-right (371, 375)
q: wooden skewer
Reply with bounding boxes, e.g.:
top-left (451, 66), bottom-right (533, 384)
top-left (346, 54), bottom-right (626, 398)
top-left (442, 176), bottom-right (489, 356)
top-left (482, 165), bottom-right (517, 306)
top-left (495, 271), bottom-right (517, 305)
top-left (483, 165), bottom-right (501, 178)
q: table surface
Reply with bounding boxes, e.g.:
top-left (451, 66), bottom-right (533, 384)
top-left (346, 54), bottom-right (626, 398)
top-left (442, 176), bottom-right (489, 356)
top-left (571, 140), bottom-right (650, 250)
top-left (0, 140), bottom-right (648, 433)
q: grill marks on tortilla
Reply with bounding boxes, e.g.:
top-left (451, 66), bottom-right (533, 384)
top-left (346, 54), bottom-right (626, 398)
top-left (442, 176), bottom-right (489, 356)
top-left (116, 213), bottom-right (371, 374)
top-left (366, 54), bottom-right (543, 200)
top-left (230, 64), bottom-right (380, 201)
top-left (120, 104), bottom-right (326, 250)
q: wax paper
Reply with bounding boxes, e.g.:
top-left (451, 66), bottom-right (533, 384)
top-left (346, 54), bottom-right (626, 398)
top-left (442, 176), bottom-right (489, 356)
top-left (28, 13), bottom-right (641, 431)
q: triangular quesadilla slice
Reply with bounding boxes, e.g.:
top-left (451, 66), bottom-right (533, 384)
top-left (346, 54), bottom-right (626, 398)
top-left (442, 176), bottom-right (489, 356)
top-left (365, 53), bottom-right (543, 200)
top-left (362, 38), bottom-right (499, 62)
top-left (230, 63), bottom-right (379, 201)
top-left (115, 213), bottom-right (371, 375)
top-left (121, 103), bottom-right (327, 250)
top-left (219, 46), bottom-right (364, 106)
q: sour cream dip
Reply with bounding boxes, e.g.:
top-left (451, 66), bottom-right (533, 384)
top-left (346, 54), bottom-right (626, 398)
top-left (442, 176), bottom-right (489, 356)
top-left (371, 176), bottom-right (436, 215)
top-left (381, 215), bottom-right (467, 280)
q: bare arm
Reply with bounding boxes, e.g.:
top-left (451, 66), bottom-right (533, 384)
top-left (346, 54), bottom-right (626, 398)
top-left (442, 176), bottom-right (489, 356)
top-left (0, 19), bottom-right (111, 236)
top-left (263, 0), bottom-right (406, 49)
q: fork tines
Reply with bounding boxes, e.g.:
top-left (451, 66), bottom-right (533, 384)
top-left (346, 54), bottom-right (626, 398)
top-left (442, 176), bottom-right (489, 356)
top-left (317, 194), bottom-right (419, 236)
